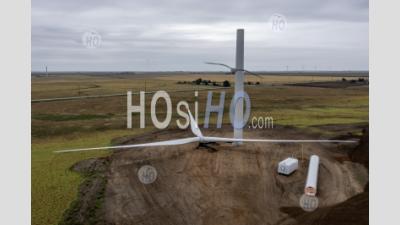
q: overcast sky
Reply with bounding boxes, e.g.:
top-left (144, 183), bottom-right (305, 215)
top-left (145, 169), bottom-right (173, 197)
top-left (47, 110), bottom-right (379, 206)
top-left (32, 0), bottom-right (368, 71)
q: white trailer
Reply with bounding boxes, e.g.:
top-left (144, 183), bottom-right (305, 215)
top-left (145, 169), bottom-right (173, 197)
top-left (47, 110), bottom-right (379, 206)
top-left (277, 157), bottom-right (299, 175)
top-left (304, 155), bottom-right (320, 196)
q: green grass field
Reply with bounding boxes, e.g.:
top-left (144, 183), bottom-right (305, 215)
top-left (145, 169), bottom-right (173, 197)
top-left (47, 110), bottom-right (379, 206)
top-left (31, 129), bottom-right (154, 225)
top-left (31, 73), bottom-right (368, 225)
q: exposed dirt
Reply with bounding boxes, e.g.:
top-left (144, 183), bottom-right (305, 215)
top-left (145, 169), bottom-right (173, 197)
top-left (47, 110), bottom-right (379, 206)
top-left (279, 184), bottom-right (369, 225)
top-left (276, 126), bottom-right (369, 225)
top-left (59, 125), bottom-right (368, 225)
top-left (349, 128), bottom-right (369, 168)
top-left (92, 126), bottom-right (368, 225)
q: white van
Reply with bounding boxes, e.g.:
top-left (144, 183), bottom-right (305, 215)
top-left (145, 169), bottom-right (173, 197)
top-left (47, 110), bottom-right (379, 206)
top-left (277, 157), bottom-right (299, 175)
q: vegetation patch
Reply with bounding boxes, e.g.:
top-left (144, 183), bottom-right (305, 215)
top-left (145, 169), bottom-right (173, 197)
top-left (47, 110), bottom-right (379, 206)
top-left (31, 129), bottom-right (150, 225)
top-left (59, 157), bottom-right (109, 225)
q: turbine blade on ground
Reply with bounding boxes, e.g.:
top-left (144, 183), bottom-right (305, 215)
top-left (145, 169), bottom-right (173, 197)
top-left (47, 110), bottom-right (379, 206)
top-left (55, 137), bottom-right (200, 153)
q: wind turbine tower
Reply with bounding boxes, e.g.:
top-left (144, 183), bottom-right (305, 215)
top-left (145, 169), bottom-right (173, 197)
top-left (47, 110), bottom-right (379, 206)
top-left (234, 29), bottom-right (244, 144)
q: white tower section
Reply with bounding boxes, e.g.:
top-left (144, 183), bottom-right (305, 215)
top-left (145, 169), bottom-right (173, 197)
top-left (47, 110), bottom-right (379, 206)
top-left (305, 155), bottom-right (320, 196)
top-left (234, 29), bottom-right (245, 143)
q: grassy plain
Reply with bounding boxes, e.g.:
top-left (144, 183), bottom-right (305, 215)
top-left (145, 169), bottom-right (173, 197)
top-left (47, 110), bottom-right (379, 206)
top-left (31, 73), bottom-right (368, 225)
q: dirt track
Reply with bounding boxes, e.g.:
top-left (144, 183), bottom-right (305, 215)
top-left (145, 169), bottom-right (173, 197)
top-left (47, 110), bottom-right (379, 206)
top-left (102, 127), bottom-right (367, 225)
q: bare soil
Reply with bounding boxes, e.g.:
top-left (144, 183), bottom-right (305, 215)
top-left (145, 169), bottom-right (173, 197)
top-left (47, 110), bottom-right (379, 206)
top-left (90, 126), bottom-right (368, 225)
top-left (279, 185), bottom-right (368, 225)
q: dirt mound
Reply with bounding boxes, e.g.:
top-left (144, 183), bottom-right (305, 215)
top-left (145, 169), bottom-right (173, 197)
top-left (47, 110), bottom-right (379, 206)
top-left (279, 190), bottom-right (368, 225)
top-left (71, 157), bottom-right (109, 175)
top-left (349, 127), bottom-right (369, 168)
top-left (60, 157), bottom-right (110, 225)
top-left (100, 127), bottom-right (367, 225)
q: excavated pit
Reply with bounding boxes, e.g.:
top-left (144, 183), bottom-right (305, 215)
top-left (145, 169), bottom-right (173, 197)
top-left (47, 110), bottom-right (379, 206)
top-left (101, 126), bottom-right (368, 225)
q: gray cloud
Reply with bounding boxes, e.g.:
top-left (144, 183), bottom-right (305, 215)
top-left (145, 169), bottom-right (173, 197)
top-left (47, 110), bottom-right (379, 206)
top-left (32, 0), bottom-right (368, 71)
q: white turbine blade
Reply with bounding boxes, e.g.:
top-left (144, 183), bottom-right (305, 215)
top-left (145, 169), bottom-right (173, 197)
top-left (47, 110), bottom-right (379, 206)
top-left (203, 136), bottom-right (357, 143)
top-left (187, 109), bottom-right (203, 138)
top-left (241, 69), bottom-right (263, 78)
top-left (54, 137), bottom-right (200, 153)
top-left (205, 62), bottom-right (234, 70)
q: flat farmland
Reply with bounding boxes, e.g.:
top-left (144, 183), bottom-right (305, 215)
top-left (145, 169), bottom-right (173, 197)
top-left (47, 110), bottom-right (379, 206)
top-left (31, 73), bottom-right (368, 225)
